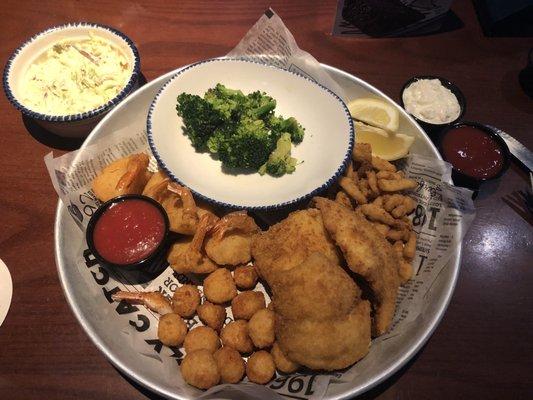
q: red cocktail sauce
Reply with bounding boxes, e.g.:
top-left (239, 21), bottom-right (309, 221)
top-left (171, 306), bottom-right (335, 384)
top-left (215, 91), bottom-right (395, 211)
top-left (441, 126), bottom-right (504, 179)
top-left (93, 199), bottom-right (165, 265)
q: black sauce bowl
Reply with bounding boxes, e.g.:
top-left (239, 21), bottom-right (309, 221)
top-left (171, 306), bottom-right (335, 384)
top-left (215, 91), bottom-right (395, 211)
top-left (400, 75), bottom-right (466, 137)
top-left (86, 194), bottom-right (171, 276)
top-left (437, 121), bottom-right (511, 190)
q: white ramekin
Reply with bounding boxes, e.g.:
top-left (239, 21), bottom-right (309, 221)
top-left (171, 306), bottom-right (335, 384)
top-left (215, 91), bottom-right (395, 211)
top-left (3, 22), bottom-right (141, 138)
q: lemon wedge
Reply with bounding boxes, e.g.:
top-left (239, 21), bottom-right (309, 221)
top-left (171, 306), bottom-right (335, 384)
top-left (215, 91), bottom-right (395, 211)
top-left (348, 97), bottom-right (400, 133)
top-left (354, 121), bottom-right (414, 161)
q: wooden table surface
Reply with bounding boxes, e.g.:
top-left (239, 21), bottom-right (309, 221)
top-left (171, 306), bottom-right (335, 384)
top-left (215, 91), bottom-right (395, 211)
top-left (1, 1), bottom-right (531, 399)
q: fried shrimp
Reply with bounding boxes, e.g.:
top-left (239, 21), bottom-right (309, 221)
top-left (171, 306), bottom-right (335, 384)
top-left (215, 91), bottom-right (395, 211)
top-left (143, 171), bottom-right (199, 235)
top-left (204, 211), bottom-right (260, 266)
top-left (92, 153), bottom-right (152, 202)
top-left (111, 291), bottom-right (172, 315)
top-left (167, 213), bottom-right (219, 274)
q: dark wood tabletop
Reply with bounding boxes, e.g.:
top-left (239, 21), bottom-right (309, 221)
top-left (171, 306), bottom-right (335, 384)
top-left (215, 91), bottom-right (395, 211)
top-left (1, 1), bottom-right (532, 399)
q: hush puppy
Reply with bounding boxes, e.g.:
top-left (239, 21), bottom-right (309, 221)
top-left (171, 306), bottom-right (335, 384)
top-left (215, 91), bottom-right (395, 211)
top-left (183, 326), bottom-right (221, 354)
top-left (271, 342), bottom-right (300, 374)
top-left (172, 285), bottom-right (200, 318)
top-left (220, 320), bottom-right (254, 354)
top-left (233, 265), bottom-right (258, 289)
top-left (246, 350), bottom-right (276, 384)
top-left (214, 347), bottom-right (246, 383)
top-left (231, 291), bottom-right (265, 320)
top-left (197, 301), bottom-right (226, 332)
top-left (203, 268), bottom-right (237, 304)
top-left (157, 313), bottom-right (187, 347)
top-left (248, 309), bottom-right (275, 349)
top-left (181, 349), bottom-right (220, 389)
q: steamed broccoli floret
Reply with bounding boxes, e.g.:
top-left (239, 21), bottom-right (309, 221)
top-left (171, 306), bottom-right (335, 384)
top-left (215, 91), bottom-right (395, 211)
top-left (269, 115), bottom-right (305, 144)
top-left (204, 84), bottom-right (247, 121)
top-left (176, 93), bottom-right (224, 151)
top-left (259, 133), bottom-right (297, 176)
top-left (245, 90), bottom-right (277, 118)
top-left (176, 84), bottom-right (304, 176)
top-left (218, 118), bottom-right (274, 169)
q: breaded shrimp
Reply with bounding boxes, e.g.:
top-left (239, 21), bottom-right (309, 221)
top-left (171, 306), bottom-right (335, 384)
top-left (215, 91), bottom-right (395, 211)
top-left (92, 153), bottom-right (152, 202)
top-left (204, 211), bottom-right (260, 266)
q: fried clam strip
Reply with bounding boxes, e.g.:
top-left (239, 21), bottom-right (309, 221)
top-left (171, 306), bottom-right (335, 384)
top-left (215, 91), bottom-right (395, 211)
top-left (273, 252), bottom-right (371, 371)
top-left (335, 190), bottom-right (353, 210)
top-left (204, 211), bottom-right (260, 266)
top-left (111, 291), bottom-right (173, 315)
top-left (251, 209), bottom-right (341, 287)
top-left (314, 197), bottom-right (400, 336)
top-left (392, 241), bottom-right (414, 284)
top-left (339, 176), bottom-right (367, 205)
top-left (360, 203), bottom-right (406, 230)
top-left (142, 170), bottom-right (199, 235)
top-left (378, 178), bottom-right (417, 192)
top-left (167, 213), bottom-right (219, 274)
top-left (92, 153), bottom-right (152, 202)
top-left (352, 143), bottom-right (372, 164)
top-left (371, 156), bottom-right (396, 172)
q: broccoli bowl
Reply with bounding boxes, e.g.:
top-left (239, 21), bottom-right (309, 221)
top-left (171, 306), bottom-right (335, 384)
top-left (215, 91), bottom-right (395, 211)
top-left (147, 58), bottom-right (354, 210)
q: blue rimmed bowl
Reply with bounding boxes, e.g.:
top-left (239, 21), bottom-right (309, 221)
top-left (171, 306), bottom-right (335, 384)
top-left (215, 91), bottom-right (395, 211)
top-left (3, 22), bottom-right (140, 138)
top-left (147, 58), bottom-right (354, 210)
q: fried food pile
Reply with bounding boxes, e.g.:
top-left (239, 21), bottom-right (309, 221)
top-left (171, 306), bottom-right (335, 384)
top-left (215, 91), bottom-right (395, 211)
top-left (95, 142), bottom-right (418, 389)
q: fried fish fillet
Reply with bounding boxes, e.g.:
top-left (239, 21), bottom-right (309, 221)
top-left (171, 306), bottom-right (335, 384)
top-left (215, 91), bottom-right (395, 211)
top-left (272, 252), bottom-right (371, 370)
top-left (314, 197), bottom-right (400, 336)
top-left (251, 209), bottom-right (341, 286)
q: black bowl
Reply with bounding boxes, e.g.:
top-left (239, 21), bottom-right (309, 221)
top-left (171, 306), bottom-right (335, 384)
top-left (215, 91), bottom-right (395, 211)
top-left (86, 194), bottom-right (170, 275)
top-left (400, 75), bottom-right (466, 137)
top-left (437, 121), bottom-right (511, 190)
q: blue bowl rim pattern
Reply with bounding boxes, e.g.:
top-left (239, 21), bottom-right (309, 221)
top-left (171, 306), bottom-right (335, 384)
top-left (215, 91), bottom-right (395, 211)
top-left (146, 57), bottom-right (355, 211)
top-left (3, 22), bottom-right (141, 123)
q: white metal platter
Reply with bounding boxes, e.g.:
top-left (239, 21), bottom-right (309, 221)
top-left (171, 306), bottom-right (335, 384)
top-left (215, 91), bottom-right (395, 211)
top-left (54, 63), bottom-right (461, 399)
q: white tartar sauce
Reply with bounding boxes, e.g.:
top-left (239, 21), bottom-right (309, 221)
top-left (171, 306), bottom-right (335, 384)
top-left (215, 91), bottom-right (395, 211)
top-left (402, 79), bottom-right (460, 124)
top-left (21, 32), bottom-right (131, 116)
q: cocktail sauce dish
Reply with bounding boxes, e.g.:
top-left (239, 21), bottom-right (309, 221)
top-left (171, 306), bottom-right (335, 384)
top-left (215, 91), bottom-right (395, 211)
top-left (86, 194), bottom-right (170, 276)
top-left (437, 121), bottom-right (511, 189)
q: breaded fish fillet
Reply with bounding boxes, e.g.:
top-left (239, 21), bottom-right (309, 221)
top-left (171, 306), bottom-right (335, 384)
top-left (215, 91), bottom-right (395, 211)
top-left (314, 197), bottom-right (400, 336)
top-left (251, 209), bottom-right (341, 286)
top-left (272, 251), bottom-right (361, 321)
top-left (273, 252), bottom-right (371, 370)
top-left (276, 300), bottom-right (371, 371)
